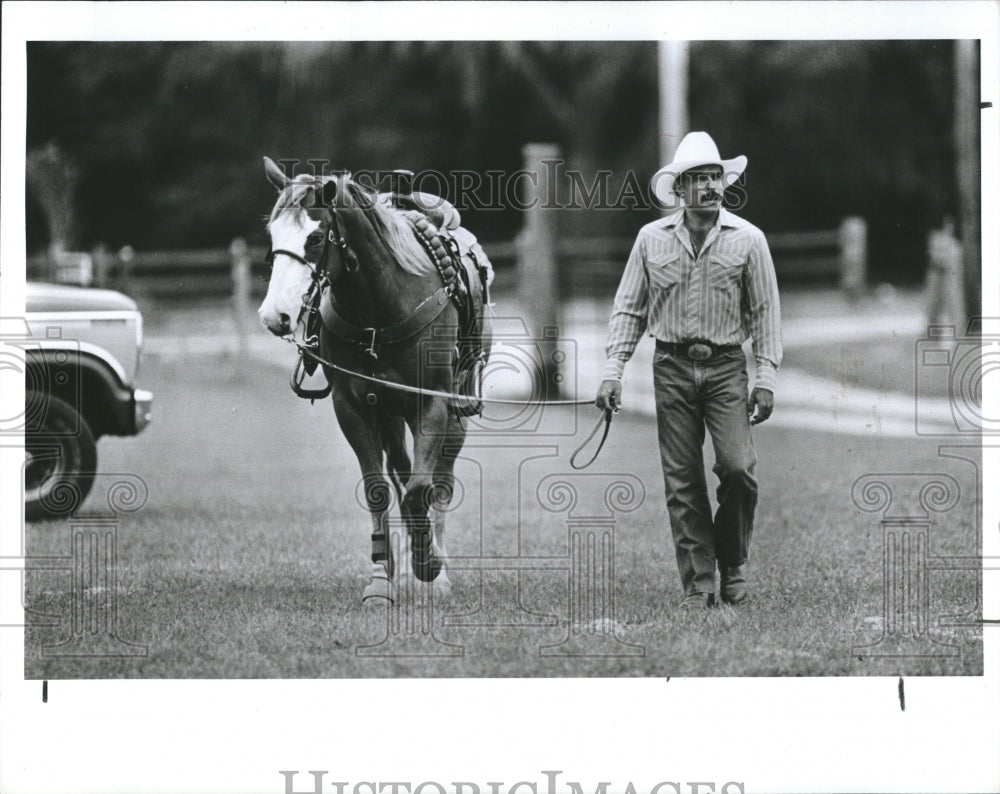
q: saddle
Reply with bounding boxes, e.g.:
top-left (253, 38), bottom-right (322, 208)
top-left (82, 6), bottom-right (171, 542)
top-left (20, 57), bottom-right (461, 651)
top-left (300, 189), bottom-right (494, 417)
top-left (397, 198), bottom-right (493, 417)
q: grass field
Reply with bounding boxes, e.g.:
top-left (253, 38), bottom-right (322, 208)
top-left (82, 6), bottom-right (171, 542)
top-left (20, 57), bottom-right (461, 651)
top-left (24, 341), bottom-right (982, 679)
top-left (784, 337), bottom-right (951, 401)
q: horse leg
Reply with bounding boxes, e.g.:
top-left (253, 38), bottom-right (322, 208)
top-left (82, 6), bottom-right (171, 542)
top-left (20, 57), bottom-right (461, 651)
top-left (381, 414), bottom-right (414, 593)
top-left (430, 508), bottom-right (451, 598)
top-left (430, 410), bottom-right (468, 599)
top-left (362, 509), bottom-right (395, 604)
top-left (403, 398), bottom-right (451, 583)
top-left (334, 399), bottom-right (395, 604)
top-left (380, 414), bottom-right (411, 503)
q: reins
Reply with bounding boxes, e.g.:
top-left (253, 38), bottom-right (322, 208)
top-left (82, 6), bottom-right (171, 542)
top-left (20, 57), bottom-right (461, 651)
top-left (285, 337), bottom-right (615, 469)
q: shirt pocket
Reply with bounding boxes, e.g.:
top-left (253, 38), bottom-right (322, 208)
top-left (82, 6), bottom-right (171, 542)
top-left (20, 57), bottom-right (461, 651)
top-left (647, 252), bottom-right (682, 293)
top-left (709, 251), bottom-right (745, 293)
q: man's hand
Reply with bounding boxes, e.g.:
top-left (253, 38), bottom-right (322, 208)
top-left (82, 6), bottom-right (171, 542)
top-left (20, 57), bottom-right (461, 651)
top-left (747, 387), bottom-right (774, 425)
top-left (595, 379), bottom-right (622, 413)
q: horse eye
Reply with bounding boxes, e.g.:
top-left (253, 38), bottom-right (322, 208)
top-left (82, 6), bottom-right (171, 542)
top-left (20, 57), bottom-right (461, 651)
top-left (306, 232), bottom-right (324, 246)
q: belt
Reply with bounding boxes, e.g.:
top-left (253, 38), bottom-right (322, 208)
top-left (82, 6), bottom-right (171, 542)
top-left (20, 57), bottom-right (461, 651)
top-left (655, 340), bottom-right (742, 361)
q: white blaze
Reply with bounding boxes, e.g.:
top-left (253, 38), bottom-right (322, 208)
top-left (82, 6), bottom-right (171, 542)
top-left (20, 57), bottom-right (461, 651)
top-left (258, 211), bottom-right (320, 335)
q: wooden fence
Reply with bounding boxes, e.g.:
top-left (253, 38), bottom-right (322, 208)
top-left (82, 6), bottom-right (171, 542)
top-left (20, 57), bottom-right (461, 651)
top-left (25, 219), bottom-right (866, 300)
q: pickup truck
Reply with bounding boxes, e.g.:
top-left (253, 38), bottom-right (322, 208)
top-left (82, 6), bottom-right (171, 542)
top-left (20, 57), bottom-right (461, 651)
top-left (24, 282), bottom-right (153, 519)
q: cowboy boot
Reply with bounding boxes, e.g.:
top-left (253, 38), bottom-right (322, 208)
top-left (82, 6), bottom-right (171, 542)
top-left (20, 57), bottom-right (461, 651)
top-left (720, 564), bottom-right (748, 605)
top-left (679, 592), bottom-right (716, 610)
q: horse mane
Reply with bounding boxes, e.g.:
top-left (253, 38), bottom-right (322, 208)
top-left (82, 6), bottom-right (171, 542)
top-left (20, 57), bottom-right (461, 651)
top-left (268, 175), bottom-right (437, 278)
top-left (363, 193), bottom-right (439, 278)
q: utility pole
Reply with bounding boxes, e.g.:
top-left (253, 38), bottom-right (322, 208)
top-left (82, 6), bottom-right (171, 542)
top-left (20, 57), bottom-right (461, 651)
top-left (517, 143), bottom-right (562, 399)
top-left (658, 41), bottom-right (690, 174)
top-left (954, 39), bottom-right (981, 331)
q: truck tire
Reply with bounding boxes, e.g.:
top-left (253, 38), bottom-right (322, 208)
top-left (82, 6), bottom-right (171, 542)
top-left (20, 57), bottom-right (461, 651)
top-left (24, 392), bottom-right (97, 521)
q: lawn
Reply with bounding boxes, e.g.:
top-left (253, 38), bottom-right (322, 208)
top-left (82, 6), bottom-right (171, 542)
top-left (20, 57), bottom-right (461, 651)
top-left (24, 348), bottom-right (982, 678)
top-left (784, 336), bottom-right (952, 400)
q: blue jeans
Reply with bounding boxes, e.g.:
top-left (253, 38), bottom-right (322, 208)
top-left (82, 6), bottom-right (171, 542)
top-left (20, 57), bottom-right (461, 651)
top-left (653, 347), bottom-right (758, 596)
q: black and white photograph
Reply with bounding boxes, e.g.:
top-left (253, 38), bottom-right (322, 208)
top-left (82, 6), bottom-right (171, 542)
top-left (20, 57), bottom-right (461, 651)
top-left (1, 3), bottom-right (998, 793)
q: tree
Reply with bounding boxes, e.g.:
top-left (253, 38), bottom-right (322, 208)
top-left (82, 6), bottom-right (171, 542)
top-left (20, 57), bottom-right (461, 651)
top-left (26, 142), bottom-right (79, 254)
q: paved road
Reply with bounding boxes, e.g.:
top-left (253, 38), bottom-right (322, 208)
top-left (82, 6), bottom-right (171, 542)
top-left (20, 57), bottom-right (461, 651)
top-left (144, 287), bottom-right (956, 438)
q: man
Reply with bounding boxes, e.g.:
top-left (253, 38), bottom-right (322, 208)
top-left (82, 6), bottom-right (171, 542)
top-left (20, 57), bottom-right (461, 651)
top-left (595, 131), bottom-right (782, 609)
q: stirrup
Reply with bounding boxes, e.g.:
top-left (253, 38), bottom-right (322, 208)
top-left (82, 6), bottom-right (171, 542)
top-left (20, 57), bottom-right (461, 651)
top-left (290, 351), bottom-right (333, 402)
top-left (449, 354), bottom-right (485, 418)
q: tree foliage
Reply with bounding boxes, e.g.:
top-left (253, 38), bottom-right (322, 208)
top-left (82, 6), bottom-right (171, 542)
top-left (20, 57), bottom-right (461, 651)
top-left (27, 40), bottom-right (958, 282)
top-left (690, 41), bottom-right (956, 281)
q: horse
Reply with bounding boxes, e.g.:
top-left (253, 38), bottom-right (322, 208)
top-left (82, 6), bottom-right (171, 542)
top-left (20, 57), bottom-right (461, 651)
top-left (258, 156), bottom-right (491, 604)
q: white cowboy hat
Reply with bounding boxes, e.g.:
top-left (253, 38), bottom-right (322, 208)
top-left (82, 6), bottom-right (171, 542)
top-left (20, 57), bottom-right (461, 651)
top-left (650, 131), bottom-right (748, 205)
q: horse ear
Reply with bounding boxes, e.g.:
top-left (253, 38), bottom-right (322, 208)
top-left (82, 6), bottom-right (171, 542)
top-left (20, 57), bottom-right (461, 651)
top-left (263, 156), bottom-right (290, 190)
top-left (321, 177), bottom-right (338, 207)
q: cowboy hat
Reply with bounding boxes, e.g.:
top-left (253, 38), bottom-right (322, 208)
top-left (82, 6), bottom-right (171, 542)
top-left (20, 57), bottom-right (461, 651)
top-left (650, 131), bottom-right (747, 205)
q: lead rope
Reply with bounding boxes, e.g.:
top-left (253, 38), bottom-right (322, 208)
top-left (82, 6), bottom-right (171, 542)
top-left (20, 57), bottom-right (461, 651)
top-left (287, 338), bottom-right (615, 469)
top-left (568, 409), bottom-right (615, 470)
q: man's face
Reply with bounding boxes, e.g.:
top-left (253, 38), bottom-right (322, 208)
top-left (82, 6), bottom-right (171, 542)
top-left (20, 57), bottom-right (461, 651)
top-left (676, 165), bottom-right (724, 210)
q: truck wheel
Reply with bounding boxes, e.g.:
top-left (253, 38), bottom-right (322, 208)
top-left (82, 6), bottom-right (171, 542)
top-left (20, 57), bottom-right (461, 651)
top-left (24, 393), bottom-right (97, 521)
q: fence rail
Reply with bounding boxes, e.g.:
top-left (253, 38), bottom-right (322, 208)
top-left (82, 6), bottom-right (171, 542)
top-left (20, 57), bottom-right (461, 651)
top-left (25, 220), bottom-right (862, 299)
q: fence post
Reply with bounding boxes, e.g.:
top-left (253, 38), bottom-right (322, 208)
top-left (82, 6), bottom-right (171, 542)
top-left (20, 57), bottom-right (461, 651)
top-left (839, 216), bottom-right (867, 299)
top-left (91, 244), bottom-right (110, 288)
top-left (517, 143), bottom-right (562, 399)
top-left (925, 219), bottom-right (965, 327)
top-left (230, 238), bottom-right (251, 372)
top-left (117, 245), bottom-right (135, 294)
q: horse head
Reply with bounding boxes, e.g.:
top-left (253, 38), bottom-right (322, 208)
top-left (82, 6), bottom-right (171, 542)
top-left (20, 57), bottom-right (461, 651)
top-left (258, 156), bottom-right (439, 336)
top-left (258, 157), bottom-right (360, 336)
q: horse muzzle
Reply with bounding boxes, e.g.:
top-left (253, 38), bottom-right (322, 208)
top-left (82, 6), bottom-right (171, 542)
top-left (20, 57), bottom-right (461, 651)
top-left (258, 305), bottom-right (294, 336)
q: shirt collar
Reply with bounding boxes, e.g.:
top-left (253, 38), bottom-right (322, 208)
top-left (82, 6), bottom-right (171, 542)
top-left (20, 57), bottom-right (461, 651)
top-left (660, 207), bottom-right (739, 230)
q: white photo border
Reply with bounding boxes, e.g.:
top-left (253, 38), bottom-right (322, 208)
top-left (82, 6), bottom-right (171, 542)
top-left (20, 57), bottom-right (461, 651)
top-left (2, 3), bottom-right (998, 793)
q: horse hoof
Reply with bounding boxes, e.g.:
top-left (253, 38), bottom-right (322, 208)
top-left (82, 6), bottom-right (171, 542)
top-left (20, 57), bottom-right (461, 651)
top-left (411, 553), bottom-right (442, 583)
top-left (362, 594), bottom-right (393, 608)
top-left (410, 533), bottom-right (441, 582)
top-left (362, 585), bottom-right (394, 605)
top-left (362, 567), bottom-right (395, 604)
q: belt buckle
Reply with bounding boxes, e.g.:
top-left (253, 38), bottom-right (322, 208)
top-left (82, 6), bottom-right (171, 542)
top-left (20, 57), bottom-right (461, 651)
top-left (686, 343), bottom-right (713, 361)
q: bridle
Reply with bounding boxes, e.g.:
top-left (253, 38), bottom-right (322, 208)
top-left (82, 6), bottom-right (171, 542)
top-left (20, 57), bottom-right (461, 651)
top-left (265, 178), bottom-right (400, 298)
top-left (265, 202), bottom-right (362, 332)
top-left (266, 206), bottom-right (356, 282)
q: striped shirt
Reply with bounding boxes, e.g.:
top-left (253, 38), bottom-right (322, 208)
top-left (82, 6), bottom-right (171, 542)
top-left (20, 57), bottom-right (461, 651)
top-left (603, 208), bottom-right (783, 391)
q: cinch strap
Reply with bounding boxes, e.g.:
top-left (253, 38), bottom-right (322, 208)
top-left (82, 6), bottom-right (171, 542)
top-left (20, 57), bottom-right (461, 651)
top-left (319, 286), bottom-right (452, 359)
